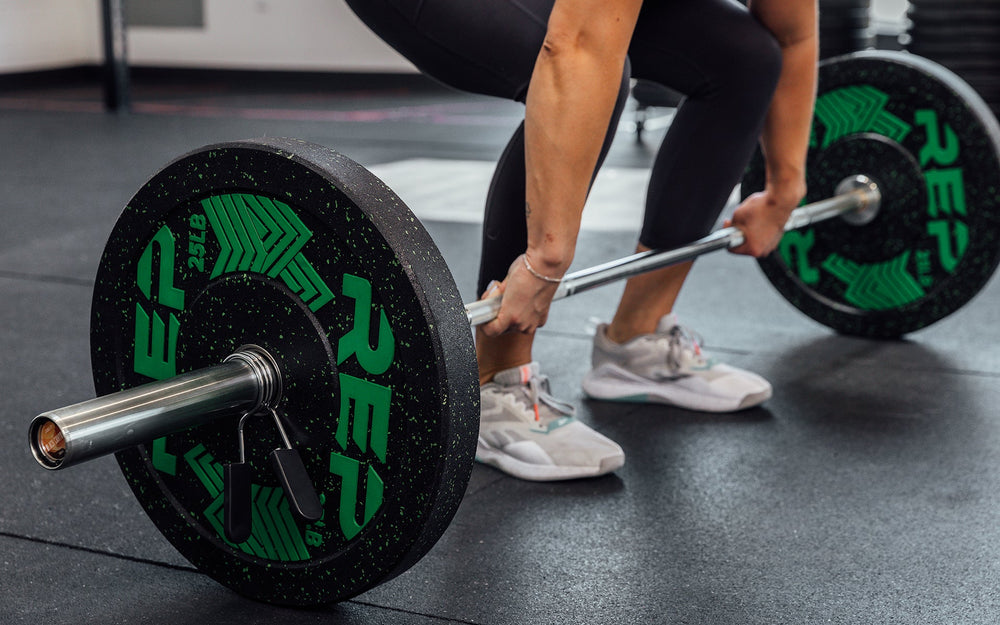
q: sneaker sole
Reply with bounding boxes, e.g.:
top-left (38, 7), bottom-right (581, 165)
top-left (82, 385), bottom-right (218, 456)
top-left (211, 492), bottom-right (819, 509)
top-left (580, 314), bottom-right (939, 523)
top-left (475, 439), bottom-right (624, 481)
top-left (582, 364), bottom-right (771, 413)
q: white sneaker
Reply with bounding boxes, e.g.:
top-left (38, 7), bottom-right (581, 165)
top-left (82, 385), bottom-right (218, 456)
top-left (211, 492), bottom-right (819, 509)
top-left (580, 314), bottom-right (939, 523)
top-left (478, 362), bottom-right (625, 481)
top-left (582, 314), bottom-right (772, 412)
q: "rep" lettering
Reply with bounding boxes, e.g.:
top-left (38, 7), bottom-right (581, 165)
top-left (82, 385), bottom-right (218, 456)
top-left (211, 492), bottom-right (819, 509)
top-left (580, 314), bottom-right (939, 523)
top-left (330, 273), bottom-right (395, 540)
top-left (134, 225), bottom-right (185, 380)
top-left (916, 109), bottom-right (968, 273)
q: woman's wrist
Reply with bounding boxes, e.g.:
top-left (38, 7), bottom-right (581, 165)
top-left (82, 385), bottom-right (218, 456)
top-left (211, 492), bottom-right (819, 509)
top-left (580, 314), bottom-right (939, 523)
top-left (522, 254), bottom-right (564, 283)
top-left (524, 243), bottom-right (574, 278)
top-left (765, 172), bottom-right (807, 207)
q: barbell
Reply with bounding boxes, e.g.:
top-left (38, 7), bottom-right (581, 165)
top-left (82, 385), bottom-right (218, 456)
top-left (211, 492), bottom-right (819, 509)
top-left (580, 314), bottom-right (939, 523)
top-left (26, 51), bottom-right (1000, 605)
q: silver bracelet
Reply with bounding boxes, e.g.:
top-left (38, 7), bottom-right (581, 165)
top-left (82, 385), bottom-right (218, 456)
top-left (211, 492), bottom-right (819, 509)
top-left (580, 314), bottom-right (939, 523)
top-left (522, 254), bottom-right (563, 284)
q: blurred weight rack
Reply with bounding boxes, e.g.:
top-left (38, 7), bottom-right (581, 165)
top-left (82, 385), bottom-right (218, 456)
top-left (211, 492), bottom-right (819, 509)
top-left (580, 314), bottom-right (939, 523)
top-left (631, 1), bottom-right (1000, 140)
top-left (906, 0), bottom-right (1000, 116)
top-left (819, 0), bottom-right (875, 58)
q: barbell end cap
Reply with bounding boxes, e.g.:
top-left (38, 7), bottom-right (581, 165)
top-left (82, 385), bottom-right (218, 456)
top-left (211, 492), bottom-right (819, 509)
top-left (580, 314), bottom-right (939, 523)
top-left (29, 414), bottom-right (68, 470)
top-left (465, 295), bottom-right (502, 326)
top-left (837, 174), bottom-right (882, 226)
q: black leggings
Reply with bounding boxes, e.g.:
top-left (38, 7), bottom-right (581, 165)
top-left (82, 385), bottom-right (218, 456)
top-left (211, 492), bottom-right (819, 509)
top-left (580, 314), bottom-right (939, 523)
top-left (345, 0), bottom-right (783, 295)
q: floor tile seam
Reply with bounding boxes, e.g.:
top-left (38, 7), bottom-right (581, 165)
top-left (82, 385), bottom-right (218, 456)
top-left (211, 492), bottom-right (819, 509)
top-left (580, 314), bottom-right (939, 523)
top-left (806, 351), bottom-right (1000, 379)
top-left (1, 531), bottom-right (474, 622)
top-left (462, 470), bottom-right (509, 499)
top-left (0, 97), bottom-right (524, 134)
top-left (0, 530), bottom-right (199, 574)
top-left (847, 362), bottom-right (1000, 380)
top-left (347, 599), bottom-right (481, 624)
top-left (0, 270), bottom-right (94, 288)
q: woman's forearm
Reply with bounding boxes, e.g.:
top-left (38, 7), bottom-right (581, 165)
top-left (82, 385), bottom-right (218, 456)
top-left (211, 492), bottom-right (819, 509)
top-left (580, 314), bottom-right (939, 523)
top-left (522, 0), bottom-right (641, 277)
top-left (752, 0), bottom-right (818, 206)
top-left (761, 36), bottom-right (817, 201)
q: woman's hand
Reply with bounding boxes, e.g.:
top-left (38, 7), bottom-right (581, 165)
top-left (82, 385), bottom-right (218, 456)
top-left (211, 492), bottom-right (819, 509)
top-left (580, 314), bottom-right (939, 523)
top-left (726, 183), bottom-right (805, 257)
top-left (478, 254), bottom-right (562, 337)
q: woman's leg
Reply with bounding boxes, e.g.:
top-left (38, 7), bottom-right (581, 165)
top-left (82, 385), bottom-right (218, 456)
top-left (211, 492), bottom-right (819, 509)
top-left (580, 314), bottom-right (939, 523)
top-left (344, 0), bottom-right (548, 100)
top-left (581, 0), bottom-right (782, 412)
top-left (608, 0), bottom-right (784, 342)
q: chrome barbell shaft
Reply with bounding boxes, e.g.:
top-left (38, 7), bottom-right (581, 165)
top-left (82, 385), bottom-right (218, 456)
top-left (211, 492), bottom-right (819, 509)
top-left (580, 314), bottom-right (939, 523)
top-left (464, 177), bottom-right (881, 327)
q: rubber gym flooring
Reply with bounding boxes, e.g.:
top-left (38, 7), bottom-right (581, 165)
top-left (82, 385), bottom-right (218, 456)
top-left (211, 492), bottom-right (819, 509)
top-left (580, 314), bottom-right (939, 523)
top-left (2, 72), bottom-right (999, 625)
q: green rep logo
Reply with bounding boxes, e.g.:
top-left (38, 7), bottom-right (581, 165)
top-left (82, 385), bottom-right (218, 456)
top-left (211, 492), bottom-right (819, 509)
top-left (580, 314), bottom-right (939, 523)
top-left (132, 199), bottom-right (399, 553)
top-left (916, 109), bottom-right (968, 273)
top-left (783, 86), bottom-right (970, 310)
top-left (329, 273), bottom-right (395, 541)
top-left (134, 225), bottom-right (186, 380)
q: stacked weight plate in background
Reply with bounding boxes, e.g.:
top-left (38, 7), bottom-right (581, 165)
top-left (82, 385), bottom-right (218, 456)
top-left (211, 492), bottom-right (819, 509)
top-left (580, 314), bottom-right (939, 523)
top-left (907, 0), bottom-right (1000, 116)
top-left (820, 0), bottom-right (875, 58)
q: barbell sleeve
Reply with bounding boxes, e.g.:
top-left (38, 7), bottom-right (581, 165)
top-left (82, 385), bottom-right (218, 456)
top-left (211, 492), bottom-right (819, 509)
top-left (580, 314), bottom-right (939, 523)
top-left (29, 345), bottom-right (281, 470)
top-left (464, 177), bottom-right (881, 327)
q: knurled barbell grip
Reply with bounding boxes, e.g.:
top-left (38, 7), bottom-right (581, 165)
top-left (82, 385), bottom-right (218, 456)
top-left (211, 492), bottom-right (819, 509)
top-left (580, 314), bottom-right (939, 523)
top-left (464, 179), bottom-right (880, 327)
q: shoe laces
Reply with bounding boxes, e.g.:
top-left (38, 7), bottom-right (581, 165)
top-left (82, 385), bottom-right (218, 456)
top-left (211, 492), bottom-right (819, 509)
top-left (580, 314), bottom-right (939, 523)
top-left (521, 371), bottom-right (576, 424)
top-left (663, 323), bottom-right (708, 375)
top-left (500, 367), bottom-right (576, 423)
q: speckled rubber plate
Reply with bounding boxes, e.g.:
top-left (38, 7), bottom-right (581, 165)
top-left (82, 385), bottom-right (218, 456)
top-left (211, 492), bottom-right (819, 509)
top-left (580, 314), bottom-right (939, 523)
top-left (90, 139), bottom-right (479, 605)
top-left (743, 50), bottom-right (1000, 338)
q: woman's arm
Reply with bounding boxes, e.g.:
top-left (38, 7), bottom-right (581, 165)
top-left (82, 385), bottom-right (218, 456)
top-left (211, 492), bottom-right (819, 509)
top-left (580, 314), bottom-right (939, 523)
top-left (728, 0), bottom-right (818, 258)
top-left (480, 0), bottom-right (642, 336)
top-left (523, 0), bottom-right (642, 274)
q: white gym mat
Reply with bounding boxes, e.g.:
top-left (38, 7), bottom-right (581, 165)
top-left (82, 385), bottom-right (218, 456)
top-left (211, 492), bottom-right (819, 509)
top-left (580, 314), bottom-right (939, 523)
top-left (369, 158), bottom-right (741, 232)
top-left (369, 159), bottom-right (648, 232)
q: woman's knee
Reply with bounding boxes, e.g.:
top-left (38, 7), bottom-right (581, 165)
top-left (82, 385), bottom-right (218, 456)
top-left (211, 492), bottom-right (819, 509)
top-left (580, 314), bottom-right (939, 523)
top-left (719, 20), bottom-right (783, 101)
